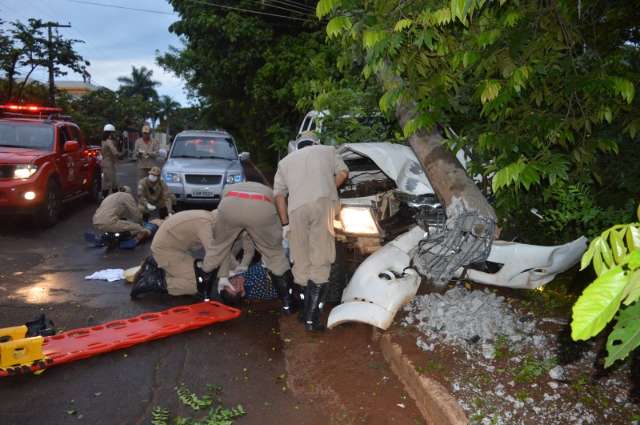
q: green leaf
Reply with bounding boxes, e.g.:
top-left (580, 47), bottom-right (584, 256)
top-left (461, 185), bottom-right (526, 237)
top-left (610, 77), bottom-right (635, 104)
top-left (503, 10), bottom-right (521, 27)
top-left (593, 251), bottom-right (605, 276)
top-left (316, 0), bottom-right (342, 18)
top-left (638, 204), bottom-right (640, 222)
top-left (626, 226), bottom-right (640, 252)
top-left (362, 30), bottom-right (387, 49)
top-left (622, 270), bottom-right (640, 306)
top-left (628, 250), bottom-right (640, 269)
top-left (432, 8), bottom-right (453, 26)
top-left (394, 18), bottom-right (413, 32)
top-left (462, 51), bottom-right (479, 68)
top-left (580, 238), bottom-right (598, 270)
top-left (571, 266), bottom-right (628, 341)
top-left (598, 237), bottom-right (614, 268)
top-left (450, 0), bottom-right (466, 21)
top-left (326, 16), bottom-right (352, 38)
top-left (605, 301), bottom-right (640, 367)
top-left (609, 229), bottom-right (627, 264)
top-left (480, 80), bottom-right (501, 104)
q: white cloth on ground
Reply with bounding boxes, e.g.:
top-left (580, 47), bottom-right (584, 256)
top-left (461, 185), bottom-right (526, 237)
top-left (85, 268), bottom-right (125, 282)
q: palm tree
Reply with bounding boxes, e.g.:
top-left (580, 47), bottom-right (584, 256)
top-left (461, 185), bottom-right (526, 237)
top-left (117, 66), bottom-right (160, 101)
top-left (158, 95), bottom-right (180, 138)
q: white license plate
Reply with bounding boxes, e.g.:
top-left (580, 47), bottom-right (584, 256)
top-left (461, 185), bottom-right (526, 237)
top-left (192, 191), bottom-right (214, 198)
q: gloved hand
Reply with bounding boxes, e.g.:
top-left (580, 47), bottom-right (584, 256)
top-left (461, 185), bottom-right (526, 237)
top-left (282, 224), bottom-right (290, 241)
top-left (146, 202), bottom-right (156, 211)
top-left (217, 277), bottom-right (231, 292)
top-left (195, 260), bottom-right (203, 269)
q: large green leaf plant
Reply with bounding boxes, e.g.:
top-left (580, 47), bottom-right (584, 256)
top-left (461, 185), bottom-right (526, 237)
top-left (571, 204), bottom-right (640, 367)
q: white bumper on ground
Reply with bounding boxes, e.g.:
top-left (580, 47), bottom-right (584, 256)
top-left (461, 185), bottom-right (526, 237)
top-left (457, 236), bottom-right (588, 289)
top-left (328, 227), bottom-right (425, 330)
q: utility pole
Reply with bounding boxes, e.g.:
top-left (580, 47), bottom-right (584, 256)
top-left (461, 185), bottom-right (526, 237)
top-left (40, 22), bottom-right (71, 106)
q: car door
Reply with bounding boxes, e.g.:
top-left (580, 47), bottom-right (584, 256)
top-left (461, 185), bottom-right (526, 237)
top-left (55, 125), bottom-right (80, 193)
top-left (67, 125), bottom-right (89, 190)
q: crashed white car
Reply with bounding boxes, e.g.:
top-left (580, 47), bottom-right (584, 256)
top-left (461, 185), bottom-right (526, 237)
top-left (328, 142), bottom-right (587, 330)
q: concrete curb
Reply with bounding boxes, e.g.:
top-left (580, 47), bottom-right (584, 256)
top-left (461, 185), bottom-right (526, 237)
top-left (374, 330), bottom-right (469, 425)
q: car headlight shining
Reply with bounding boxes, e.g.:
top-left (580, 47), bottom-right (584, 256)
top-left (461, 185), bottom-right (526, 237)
top-left (14, 164), bottom-right (38, 179)
top-left (164, 172), bottom-right (181, 183)
top-left (337, 206), bottom-right (379, 235)
top-left (226, 174), bottom-right (244, 184)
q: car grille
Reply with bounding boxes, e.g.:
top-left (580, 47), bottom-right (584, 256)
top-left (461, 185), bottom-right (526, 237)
top-left (184, 174), bottom-right (222, 185)
top-left (0, 165), bottom-right (14, 179)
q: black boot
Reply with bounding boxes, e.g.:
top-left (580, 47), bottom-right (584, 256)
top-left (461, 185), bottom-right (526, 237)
top-left (194, 260), bottom-right (218, 301)
top-left (303, 281), bottom-right (328, 332)
top-left (130, 256), bottom-right (167, 299)
top-left (292, 283), bottom-right (306, 322)
top-left (269, 270), bottom-right (295, 315)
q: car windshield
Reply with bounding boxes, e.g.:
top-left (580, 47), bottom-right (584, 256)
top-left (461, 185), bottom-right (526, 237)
top-left (171, 136), bottom-right (237, 160)
top-left (0, 122), bottom-right (54, 151)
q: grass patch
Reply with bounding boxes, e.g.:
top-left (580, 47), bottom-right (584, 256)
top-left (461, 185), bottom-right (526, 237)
top-left (494, 335), bottom-right (512, 361)
top-left (415, 359), bottom-right (444, 374)
top-left (514, 355), bottom-right (555, 384)
top-left (151, 384), bottom-right (246, 425)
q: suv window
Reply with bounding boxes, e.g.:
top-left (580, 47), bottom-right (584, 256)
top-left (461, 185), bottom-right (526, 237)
top-left (171, 136), bottom-right (237, 160)
top-left (66, 125), bottom-right (81, 144)
top-left (0, 122), bottom-right (55, 151)
top-left (57, 126), bottom-right (71, 152)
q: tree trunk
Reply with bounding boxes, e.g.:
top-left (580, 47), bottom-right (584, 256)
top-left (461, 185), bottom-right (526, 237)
top-left (391, 85), bottom-right (497, 285)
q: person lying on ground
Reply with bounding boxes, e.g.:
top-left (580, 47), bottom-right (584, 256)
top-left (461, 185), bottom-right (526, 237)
top-left (218, 262), bottom-right (280, 306)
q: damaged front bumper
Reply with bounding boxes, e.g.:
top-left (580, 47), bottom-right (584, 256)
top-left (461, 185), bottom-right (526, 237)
top-left (327, 227), bottom-right (424, 330)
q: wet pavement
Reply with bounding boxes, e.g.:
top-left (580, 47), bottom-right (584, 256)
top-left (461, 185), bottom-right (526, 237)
top-left (0, 162), bottom-right (422, 425)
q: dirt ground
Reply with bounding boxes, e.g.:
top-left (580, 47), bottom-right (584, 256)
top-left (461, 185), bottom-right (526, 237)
top-left (391, 281), bottom-right (640, 425)
top-left (279, 309), bottom-right (425, 425)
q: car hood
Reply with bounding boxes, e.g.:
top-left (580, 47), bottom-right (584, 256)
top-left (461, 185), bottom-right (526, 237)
top-left (164, 157), bottom-right (242, 174)
top-left (0, 147), bottom-right (49, 164)
top-left (337, 143), bottom-right (435, 196)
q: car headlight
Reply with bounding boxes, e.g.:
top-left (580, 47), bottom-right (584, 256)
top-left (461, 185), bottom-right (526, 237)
top-left (336, 206), bottom-right (380, 235)
top-left (14, 164), bottom-right (38, 179)
top-left (164, 172), bottom-right (181, 183)
top-left (226, 174), bottom-right (244, 184)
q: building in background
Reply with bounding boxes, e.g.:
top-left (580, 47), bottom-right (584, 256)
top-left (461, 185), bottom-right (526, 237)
top-left (55, 80), bottom-right (101, 98)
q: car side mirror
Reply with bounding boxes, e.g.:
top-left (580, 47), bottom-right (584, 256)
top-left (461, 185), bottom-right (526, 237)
top-left (239, 151), bottom-right (250, 161)
top-left (64, 140), bottom-right (80, 153)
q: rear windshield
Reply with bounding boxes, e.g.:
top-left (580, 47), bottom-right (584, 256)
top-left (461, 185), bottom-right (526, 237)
top-left (170, 136), bottom-right (237, 160)
top-left (0, 122), bottom-right (54, 151)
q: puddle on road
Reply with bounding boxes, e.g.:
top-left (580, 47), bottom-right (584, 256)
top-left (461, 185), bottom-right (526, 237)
top-left (11, 274), bottom-right (76, 304)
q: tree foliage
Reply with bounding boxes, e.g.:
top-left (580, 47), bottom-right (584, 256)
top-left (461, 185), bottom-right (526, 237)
top-left (317, 0), bottom-right (640, 243)
top-left (571, 205), bottom-right (640, 367)
top-left (117, 65), bottom-right (160, 101)
top-left (0, 18), bottom-right (89, 102)
top-left (157, 0), bottom-right (334, 168)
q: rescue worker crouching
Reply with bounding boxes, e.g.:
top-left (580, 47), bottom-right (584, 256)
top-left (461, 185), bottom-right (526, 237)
top-left (138, 166), bottom-right (174, 220)
top-left (203, 181), bottom-right (296, 316)
top-left (92, 186), bottom-right (151, 246)
top-left (101, 123), bottom-right (121, 198)
top-left (130, 210), bottom-right (220, 300)
top-left (273, 132), bottom-right (349, 331)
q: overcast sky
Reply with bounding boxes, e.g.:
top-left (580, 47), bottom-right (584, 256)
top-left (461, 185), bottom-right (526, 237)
top-left (0, 0), bottom-right (189, 105)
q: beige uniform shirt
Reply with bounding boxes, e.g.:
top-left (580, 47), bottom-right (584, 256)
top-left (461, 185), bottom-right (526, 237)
top-left (138, 177), bottom-right (173, 212)
top-left (151, 210), bottom-right (218, 272)
top-left (92, 192), bottom-right (141, 227)
top-left (273, 145), bottom-right (348, 213)
top-left (228, 231), bottom-right (256, 273)
top-left (134, 137), bottom-right (159, 169)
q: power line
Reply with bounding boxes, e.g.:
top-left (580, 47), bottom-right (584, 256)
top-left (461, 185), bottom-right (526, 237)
top-left (183, 0), bottom-right (311, 22)
top-left (264, 0), bottom-right (314, 13)
top-left (251, 0), bottom-right (312, 17)
top-left (65, 0), bottom-right (311, 22)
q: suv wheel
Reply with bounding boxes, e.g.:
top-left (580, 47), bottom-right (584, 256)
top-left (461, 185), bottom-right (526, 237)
top-left (38, 180), bottom-right (62, 227)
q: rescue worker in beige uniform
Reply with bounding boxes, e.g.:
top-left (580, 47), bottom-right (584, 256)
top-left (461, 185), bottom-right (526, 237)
top-left (138, 166), bottom-right (173, 220)
top-left (101, 123), bottom-right (120, 198)
top-left (273, 135), bottom-right (349, 331)
top-left (134, 125), bottom-right (159, 181)
top-left (92, 186), bottom-right (150, 241)
top-left (204, 181), bottom-right (295, 314)
top-left (130, 211), bottom-right (251, 299)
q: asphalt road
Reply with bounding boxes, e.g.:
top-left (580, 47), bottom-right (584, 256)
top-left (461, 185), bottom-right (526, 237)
top-left (0, 162), bottom-right (327, 425)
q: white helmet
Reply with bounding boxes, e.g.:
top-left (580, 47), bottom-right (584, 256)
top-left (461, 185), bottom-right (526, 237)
top-left (103, 124), bottom-right (116, 132)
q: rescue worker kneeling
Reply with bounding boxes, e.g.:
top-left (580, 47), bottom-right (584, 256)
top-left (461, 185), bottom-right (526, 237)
top-left (92, 186), bottom-right (151, 246)
top-left (138, 166), bottom-right (173, 220)
top-left (130, 210), bottom-right (219, 299)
